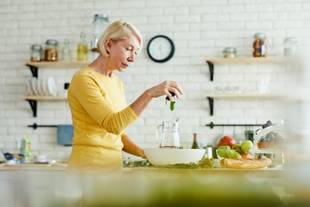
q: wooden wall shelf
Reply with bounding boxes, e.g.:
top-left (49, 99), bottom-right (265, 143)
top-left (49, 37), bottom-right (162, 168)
top-left (25, 61), bottom-right (88, 78)
top-left (24, 96), bottom-right (67, 117)
top-left (206, 56), bottom-right (288, 81)
top-left (206, 91), bottom-right (288, 116)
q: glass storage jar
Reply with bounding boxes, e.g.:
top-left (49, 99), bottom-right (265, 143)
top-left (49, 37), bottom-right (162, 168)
top-left (253, 32), bottom-right (267, 57)
top-left (44, 39), bottom-right (58, 61)
top-left (223, 47), bottom-right (237, 58)
top-left (91, 14), bottom-right (109, 51)
top-left (30, 44), bottom-right (43, 62)
top-left (283, 37), bottom-right (298, 57)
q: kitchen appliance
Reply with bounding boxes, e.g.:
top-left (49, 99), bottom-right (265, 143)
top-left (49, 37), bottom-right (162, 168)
top-left (156, 118), bottom-right (180, 148)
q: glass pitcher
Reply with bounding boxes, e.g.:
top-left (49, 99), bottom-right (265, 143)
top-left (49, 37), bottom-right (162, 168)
top-left (156, 118), bottom-right (180, 148)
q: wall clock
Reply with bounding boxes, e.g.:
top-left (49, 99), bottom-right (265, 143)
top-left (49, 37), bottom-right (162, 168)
top-left (146, 35), bottom-right (175, 63)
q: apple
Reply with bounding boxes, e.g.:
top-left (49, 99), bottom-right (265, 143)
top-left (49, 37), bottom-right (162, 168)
top-left (241, 140), bottom-right (254, 154)
top-left (217, 135), bottom-right (236, 147)
top-left (216, 146), bottom-right (230, 158)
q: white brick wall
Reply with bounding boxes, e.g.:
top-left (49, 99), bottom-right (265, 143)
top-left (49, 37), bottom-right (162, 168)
top-left (0, 0), bottom-right (309, 161)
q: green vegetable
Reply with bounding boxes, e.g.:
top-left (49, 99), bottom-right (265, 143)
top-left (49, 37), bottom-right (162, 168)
top-left (170, 101), bottom-right (176, 111)
top-left (155, 158), bottom-right (214, 169)
top-left (166, 92), bottom-right (176, 111)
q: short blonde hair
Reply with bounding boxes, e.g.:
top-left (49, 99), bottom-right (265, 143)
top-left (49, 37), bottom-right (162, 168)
top-left (97, 20), bottom-right (143, 57)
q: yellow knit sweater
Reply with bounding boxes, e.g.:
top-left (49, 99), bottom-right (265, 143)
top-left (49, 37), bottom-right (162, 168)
top-left (67, 67), bottom-right (137, 170)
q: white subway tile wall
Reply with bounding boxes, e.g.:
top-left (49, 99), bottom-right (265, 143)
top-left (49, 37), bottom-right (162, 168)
top-left (0, 0), bottom-right (309, 161)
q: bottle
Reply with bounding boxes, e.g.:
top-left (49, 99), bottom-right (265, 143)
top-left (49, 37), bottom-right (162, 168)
top-left (191, 133), bottom-right (200, 149)
top-left (77, 32), bottom-right (88, 62)
top-left (20, 135), bottom-right (32, 163)
top-left (171, 119), bottom-right (180, 148)
top-left (253, 32), bottom-right (267, 57)
top-left (206, 143), bottom-right (213, 159)
top-left (61, 39), bottom-right (72, 61)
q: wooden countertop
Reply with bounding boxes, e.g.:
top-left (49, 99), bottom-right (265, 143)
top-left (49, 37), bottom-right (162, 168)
top-left (0, 163), bottom-right (68, 171)
top-left (0, 163), bottom-right (283, 176)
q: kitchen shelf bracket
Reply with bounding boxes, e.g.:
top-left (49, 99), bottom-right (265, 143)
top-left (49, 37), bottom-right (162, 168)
top-left (26, 64), bottom-right (38, 78)
top-left (206, 60), bottom-right (214, 81)
top-left (207, 97), bottom-right (214, 116)
top-left (26, 99), bottom-right (37, 117)
top-left (206, 122), bottom-right (263, 129)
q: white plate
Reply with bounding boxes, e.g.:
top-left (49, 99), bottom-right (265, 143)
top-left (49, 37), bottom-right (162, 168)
top-left (26, 79), bottom-right (33, 96)
top-left (36, 78), bottom-right (44, 96)
top-left (39, 79), bottom-right (47, 96)
top-left (42, 79), bottom-right (49, 96)
top-left (47, 77), bottom-right (57, 96)
top-left (31, 78), bottom-right (39, 95)
top-left (144, 148), bottom-right (205, 166)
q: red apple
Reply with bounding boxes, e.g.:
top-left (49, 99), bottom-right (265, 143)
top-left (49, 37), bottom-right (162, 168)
top-left (217, 135), bottom-right (236, 147)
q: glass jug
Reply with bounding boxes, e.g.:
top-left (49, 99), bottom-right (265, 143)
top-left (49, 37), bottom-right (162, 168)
top-left (156, 118), bottom-right (180, 148)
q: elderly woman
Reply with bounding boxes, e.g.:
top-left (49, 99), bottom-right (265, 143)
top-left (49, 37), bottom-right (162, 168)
top-left (67, 20), bottom-right (183, 170)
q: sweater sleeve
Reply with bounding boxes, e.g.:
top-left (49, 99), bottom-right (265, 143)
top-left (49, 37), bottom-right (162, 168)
top-left (70, 72), bottom-right (137, 135)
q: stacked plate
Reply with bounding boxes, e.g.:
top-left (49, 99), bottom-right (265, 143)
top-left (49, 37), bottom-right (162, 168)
top-left (26, 77), bottom-right (57, 96)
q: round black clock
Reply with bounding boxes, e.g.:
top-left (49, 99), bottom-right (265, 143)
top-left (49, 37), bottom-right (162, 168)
top-left (146, 35), bottom-right (175, 63)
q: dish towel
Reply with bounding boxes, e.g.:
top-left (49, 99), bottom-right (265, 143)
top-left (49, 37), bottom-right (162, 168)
top-left (57, 125), bottom-right (73, 146)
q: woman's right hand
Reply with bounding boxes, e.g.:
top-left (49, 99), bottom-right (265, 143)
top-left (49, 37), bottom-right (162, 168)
top-left (146, 81), bottom-right (183, 99)
top-left (130, 81), bottom-right (183, 116)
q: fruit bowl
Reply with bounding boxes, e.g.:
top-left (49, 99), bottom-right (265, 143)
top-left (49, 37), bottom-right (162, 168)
top-left (144, 148), bottom-right (205, 166)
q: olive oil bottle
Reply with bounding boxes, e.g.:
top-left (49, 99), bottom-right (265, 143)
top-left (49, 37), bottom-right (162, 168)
top-left (191, 133), bottom-right (200, 149)
top-left (77, 32), bottom-right (88, 62)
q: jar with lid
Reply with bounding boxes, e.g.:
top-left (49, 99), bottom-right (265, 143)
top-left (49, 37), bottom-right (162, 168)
top-left (44, 39), bottom-right (58, 61)
top-left (283, 37), bottom-right (298, 57)
top-left (91, 14), bottom-right (109, 51)
top-left (30, 44), bottom-right (43, 62)
top-left (223, 47), bottom-right (237, 58)
top-left (253, 32), bottom-right (267, 57)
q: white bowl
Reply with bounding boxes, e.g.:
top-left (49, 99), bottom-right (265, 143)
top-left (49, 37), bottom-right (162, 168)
top-left (144, 148), bottom-right (205, 166)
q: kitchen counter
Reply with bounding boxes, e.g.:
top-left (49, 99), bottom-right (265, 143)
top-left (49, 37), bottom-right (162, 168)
top-left (0, 163), bottom-right (307, 207)
top-left (0, 162), bottom-right (283, 173)
top-left (0, 163), bottom-right (68, 171)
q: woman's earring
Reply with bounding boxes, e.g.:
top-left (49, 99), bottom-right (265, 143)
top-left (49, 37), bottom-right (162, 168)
top-left (105, 50), bottom-right (110, 57)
